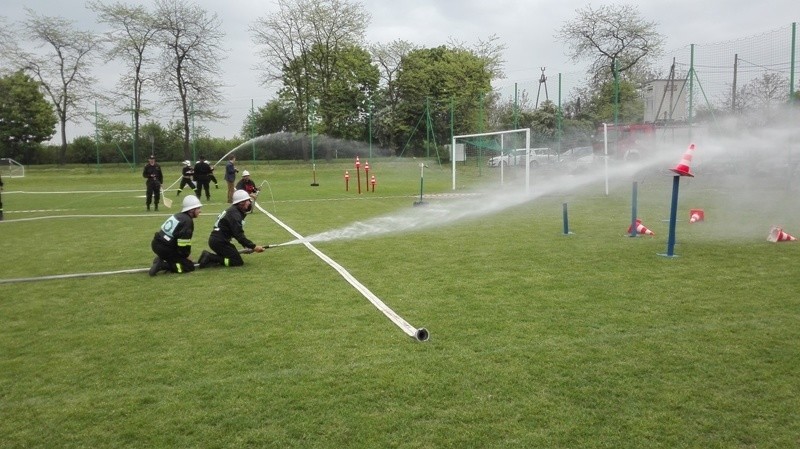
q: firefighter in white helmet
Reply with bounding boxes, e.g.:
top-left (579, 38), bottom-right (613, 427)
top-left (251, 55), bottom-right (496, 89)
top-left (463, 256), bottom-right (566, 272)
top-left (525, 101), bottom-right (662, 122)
top-left (235, 169), bottom-right (259, 200)
top-left (175, 160), bottom-right (196, 196)
top-left (149, 195), bottom-right (203, 276)
top-left (198, 189), bottom-right (265, 268)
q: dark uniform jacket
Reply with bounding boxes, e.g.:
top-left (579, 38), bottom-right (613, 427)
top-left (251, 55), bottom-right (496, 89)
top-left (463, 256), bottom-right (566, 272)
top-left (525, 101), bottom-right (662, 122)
top-left (193, 160), bottom-right (212, 182)
top-left (152, 212), bottom-right (195, 258)
top-left (182, 166), bottom-right (194, 180)
top-left (210, 205), bottom-right (256, 250)
top-left (235, 178), bottom-right (258, 195)
top-left (142, 163), bottom-right (163, 186)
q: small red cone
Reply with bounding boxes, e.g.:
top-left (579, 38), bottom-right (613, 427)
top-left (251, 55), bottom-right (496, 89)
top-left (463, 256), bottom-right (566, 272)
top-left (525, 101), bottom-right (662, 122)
top-left (689, 208), bottom-right (704, 223)
top-left (767, 226), bottom-right (797, 242)
top-left (670, 143), bottom-right (696, 177)
top-left (627, 218), bottom-right (655, 236)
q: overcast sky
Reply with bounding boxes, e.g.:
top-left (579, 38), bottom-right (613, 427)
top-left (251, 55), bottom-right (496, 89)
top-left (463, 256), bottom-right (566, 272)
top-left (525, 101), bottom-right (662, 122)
top-left (3, 0), bottom-right (799, 143)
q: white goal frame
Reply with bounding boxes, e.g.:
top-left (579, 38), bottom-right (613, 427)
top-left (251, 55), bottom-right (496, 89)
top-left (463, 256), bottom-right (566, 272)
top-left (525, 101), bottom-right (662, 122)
top-left (451, 128), bottom-right (531, 192)
top-left (0, 158), bottom-right (25, 178)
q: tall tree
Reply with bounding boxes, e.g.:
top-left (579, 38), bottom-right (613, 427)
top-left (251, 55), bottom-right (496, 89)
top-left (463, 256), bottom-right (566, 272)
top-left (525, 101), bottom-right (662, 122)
top-left (394, 46), bottom-right (493, 155)
top-left (250, 0), bottom-right (370, 136)
top-left (556, 3), bottom-right (663, 83)
top-left (154, 0), bottom-right (226, 159)
top-left (0, 70), bottom-right (57, 162)
top-left (280, 44), bottom-right (378, 145)
top-left (14, 9), bottom-right (102, 165)
top-left (88, 1), bottom-right (160, 158)
top-left (368, 40), bottom-right (417, 149)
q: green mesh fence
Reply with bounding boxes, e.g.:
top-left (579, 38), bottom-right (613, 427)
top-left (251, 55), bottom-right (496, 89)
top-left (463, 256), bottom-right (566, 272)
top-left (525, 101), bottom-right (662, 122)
top-left (656, 23), bottom-right (799, 120)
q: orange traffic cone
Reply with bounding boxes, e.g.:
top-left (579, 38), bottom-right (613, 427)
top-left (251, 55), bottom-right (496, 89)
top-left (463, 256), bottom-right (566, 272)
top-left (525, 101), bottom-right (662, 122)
top-left (627, 218), bottom-right (655, 236)
top-left (767, 226), bottom-right (797, 242)
top-left (689, 208), bottom-right (704, 223)
top-left (670, 143), bottom-right (696, 177)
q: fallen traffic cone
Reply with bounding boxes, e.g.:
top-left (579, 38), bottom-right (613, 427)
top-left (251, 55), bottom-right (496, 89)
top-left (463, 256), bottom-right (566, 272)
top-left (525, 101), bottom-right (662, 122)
top-left (689, 208), bottom-right (704, 223)
top-left (669, 143), bottom-right (696, 177)
top-left (767, 226), bottom-right (797, 242)
top-left (627, 218), bottom-right (655, 236)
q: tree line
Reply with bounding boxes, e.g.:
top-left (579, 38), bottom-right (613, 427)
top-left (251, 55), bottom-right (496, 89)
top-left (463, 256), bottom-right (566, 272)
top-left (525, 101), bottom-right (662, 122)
top-left (3, 1), bottom-right (793, 166)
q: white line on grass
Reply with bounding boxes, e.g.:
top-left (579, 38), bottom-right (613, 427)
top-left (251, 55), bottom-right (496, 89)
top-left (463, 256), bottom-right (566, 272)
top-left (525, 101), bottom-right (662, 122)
top-left (254, 201), bottom-right (429, 342)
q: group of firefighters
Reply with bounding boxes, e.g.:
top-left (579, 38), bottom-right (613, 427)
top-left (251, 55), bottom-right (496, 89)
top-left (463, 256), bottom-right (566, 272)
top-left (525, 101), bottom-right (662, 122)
top-left (145, 155), bottom-right (265, 276)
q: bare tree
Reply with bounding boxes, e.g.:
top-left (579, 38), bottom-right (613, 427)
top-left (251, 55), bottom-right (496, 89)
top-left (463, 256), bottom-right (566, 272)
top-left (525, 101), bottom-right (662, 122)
top-left (154, 0), bottom-right (226, 159)
top-left (250, 0), bottom-right (370, 132)
top-left (370, 39), bottom-right (417, 109)
top-left (0, 16), bottom-right (15, 73)
top-left (742, 73), bottom-right (789, 110)
top-left (556, 3), bottom-right (663, 83)
top-left (447, 33), bottom-right (507, 80)
top-left (14, 9), bottom-right (103, 164)
top-left (89, 1), bottom-right (160, 155)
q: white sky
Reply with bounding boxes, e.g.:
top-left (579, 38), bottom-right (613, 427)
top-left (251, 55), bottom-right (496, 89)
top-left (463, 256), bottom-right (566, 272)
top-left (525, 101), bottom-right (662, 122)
top-left (2, 0), bottom-right (798, 143)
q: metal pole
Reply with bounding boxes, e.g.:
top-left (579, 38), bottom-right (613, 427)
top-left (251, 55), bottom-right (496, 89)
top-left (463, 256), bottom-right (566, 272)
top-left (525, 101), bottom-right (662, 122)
top-left (251, 99), bottom-right (256, 163)
top-left (368, 100), bottom-right (373, 159)
top-left (629, 181), bottom-right (639, 237)
top-left (562, 202), bottom-right (571, 235)
top-left (790, 23), bottom-right (796, 101)
top-left (191, 100), bottom-right (196, 163)
top-left (95, 101), bottom-right (100, 170)
top-left (603, 123), bottom-right (609, 196)
top-left (662, 175), bottom-right (681, 257)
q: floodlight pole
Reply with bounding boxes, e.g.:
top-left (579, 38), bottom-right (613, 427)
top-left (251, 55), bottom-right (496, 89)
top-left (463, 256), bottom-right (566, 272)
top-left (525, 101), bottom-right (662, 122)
top-left (603, 123), bottom-right (609, 196)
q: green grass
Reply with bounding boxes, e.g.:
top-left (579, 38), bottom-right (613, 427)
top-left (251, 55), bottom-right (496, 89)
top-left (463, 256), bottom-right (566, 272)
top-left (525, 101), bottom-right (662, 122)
top-left (1, 159), bottom-right (799, 448)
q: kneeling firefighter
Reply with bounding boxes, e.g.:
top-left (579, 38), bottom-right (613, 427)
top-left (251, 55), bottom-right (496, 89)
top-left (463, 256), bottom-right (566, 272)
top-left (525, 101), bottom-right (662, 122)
top-left (149, 195), bottom-right (203, 276)
top-left (198, 189), bottom-right (265, 268)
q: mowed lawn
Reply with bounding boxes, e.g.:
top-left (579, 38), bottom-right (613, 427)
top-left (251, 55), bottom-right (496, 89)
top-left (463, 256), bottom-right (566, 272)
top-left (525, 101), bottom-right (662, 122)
top-left (1, 158), bottom-right (799, 448)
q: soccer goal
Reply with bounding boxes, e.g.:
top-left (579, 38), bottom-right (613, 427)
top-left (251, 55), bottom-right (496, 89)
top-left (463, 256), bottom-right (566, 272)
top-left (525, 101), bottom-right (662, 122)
top-left (451, 128), bottom-right (531, 192)
top-left (0, 158), bottom-right (25, 178)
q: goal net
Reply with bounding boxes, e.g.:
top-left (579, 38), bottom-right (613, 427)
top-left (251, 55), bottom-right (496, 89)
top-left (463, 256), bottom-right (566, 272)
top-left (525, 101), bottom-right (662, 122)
top-left (450, 128), bottom-right (531, 191)
top-left (0, 158), bottom-right (25, 178)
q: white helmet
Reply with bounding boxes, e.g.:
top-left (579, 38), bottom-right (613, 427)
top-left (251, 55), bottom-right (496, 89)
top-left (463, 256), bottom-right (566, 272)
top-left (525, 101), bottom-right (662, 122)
top-left (181, 195), bottom-right (203, 212)
top-left (242, 170), bottom-right (250, 176)
top-left (232, 189), bottom-right (250, 205)
top-left (183, 160), bottom-right (191, 166)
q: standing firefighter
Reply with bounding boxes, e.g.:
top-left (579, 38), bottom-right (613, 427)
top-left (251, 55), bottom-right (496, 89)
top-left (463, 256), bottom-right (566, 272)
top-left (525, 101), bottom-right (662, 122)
top-left (176, 160), bottom-right (196, 196)
top-left (224, 155), bottom-right (237, 203)
top-left (0, 174), bottom-right (4, 221)
top-left (193, 156), bottom-right (213, 201)
top-left (142, 155), bottom-right (163, 211)
top-left (198, 189), bottom-right (265, 268)
top-left (149, 195), bottom-right (203, 276)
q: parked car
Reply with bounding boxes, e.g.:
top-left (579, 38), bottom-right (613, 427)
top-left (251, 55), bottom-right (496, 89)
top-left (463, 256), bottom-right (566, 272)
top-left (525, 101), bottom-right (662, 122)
top-left (563, 146), bottom-right (598, 173)
top-left (487, 148), bottom-right (554, 167)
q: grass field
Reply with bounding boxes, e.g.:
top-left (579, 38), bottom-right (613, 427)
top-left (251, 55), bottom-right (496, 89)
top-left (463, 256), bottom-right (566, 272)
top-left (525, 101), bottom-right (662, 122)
top-left (1, 157), bottom-right (799, 448)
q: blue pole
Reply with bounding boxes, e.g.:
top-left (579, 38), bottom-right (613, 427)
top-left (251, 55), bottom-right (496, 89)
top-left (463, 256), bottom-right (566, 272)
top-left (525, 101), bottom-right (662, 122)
top-left (662, 175), bottom-right (681, 257)
top-left (562, 202), bottom-right (570, 235)
top-left (629, 181), bottom-right (639, 237)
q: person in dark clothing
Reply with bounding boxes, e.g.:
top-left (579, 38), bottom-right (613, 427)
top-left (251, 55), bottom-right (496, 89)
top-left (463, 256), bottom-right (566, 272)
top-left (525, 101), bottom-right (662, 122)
top-left (0, 174), bottom-right (4, 221)
top-left (176, 160), bottom-right (196, 196)
top-left (209, 165), bottom-right (220, 189)
top-left (193, 156), bottom-right (213, 201)
top-left (149, 195), bottom-right (203, 276)
top-left (198, 189), bottom-right (265, 268)
top-left (142, 155), bottom-right (163, 211)
top-left (235, 170), bottom-right (259, 200)
top-left (224, 156), bottom-right (238, 203)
